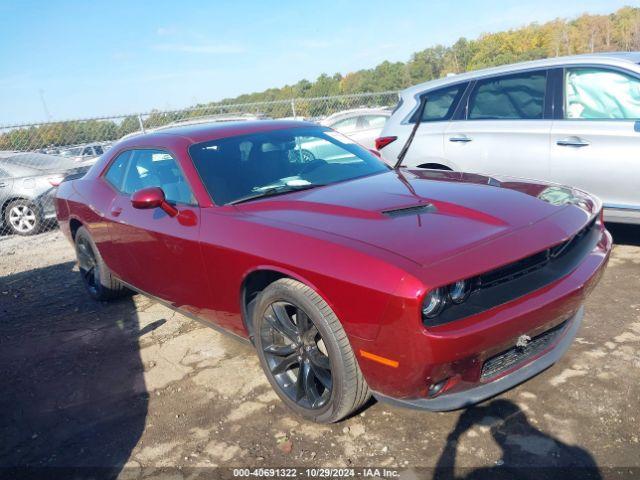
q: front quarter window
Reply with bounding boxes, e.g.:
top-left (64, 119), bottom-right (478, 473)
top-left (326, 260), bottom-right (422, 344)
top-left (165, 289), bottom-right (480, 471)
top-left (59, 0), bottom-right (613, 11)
top-left (565, 68), bottom-right (640, 120)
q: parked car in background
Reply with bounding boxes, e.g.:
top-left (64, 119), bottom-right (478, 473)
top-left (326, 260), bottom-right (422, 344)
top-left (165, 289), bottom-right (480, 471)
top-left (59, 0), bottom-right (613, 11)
top-left (0, 152), bottom-right (88, 235)
top-left (59, 143), bottom-right (106, 164)
top-left (56, 120), bottom-right (610, 423)
top-left (321, 108), bottom-right (390, 149)
top-left (377, 52), bottom-right (640, 224)
top-left (100, 141), bottom-right (113, 152)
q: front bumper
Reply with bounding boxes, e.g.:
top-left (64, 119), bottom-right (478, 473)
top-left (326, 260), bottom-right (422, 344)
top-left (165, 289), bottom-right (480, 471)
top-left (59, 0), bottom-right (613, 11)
top-left (351, 219), bottom-right (610, 404)
top-left (372, 306), bottom-right (583, 411)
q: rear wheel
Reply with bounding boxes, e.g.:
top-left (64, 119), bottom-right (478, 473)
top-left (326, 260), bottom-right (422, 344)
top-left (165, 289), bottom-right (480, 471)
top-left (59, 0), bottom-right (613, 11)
top-left (75, 226), bottom-right (128, 301)
top-left (253, 278), bottom-right (370, 423)
top-left (5, 200), bottom-right (42, 236)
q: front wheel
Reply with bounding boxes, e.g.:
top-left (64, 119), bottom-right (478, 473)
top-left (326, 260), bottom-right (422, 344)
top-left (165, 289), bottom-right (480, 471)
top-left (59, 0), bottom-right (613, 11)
top-left (253, 278), bottom-right (370, 423)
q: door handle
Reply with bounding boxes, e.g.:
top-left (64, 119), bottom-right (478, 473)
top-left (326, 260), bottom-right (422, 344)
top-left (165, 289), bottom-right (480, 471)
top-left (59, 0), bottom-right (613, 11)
top-left (110, 207), bottom-right (122, 217)
top-left (0, 182), bottom-right (7, 188)
top-left (449, 135), bottom-right (472, 143)
top-left (556, 137), bottom-right (590, 147)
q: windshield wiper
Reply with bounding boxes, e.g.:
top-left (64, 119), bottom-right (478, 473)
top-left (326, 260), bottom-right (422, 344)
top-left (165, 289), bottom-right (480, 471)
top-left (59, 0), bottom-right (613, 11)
top-left (227, 184), bottom-right (325, 205)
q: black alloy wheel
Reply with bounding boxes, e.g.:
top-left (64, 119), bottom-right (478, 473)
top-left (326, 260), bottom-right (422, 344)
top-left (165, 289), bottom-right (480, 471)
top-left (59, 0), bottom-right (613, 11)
top-left (253, 278), bottom-right (370, 423)
top-left (260, 301), bottom-right (332, 409)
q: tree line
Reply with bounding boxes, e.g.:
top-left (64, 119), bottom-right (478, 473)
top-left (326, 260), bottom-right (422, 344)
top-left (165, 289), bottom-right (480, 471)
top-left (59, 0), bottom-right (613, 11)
top-left (1, 6), bottom-right (639, 152)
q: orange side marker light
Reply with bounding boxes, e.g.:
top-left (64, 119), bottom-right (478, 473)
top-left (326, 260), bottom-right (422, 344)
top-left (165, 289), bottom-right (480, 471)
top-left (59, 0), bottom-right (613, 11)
top-left (359, 350), bottom-right (399, 368)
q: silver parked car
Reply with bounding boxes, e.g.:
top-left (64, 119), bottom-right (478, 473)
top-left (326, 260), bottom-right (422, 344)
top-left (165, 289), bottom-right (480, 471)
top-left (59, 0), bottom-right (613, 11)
top-left (321, 108), bottom-right (390, 150)
top-left (378, 52), bottom-right (640, 224)
top-left (0, 152), bottom-right (87, 235)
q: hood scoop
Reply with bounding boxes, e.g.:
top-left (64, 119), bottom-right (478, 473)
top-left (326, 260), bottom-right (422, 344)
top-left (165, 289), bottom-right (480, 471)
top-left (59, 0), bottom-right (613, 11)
top-left (381, 203), bottom-right (436, 218)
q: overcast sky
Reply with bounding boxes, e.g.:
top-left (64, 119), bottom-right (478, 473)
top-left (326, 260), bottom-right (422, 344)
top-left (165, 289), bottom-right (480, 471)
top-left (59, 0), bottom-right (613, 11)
top-left (1, 0), bottom-right (637, 125)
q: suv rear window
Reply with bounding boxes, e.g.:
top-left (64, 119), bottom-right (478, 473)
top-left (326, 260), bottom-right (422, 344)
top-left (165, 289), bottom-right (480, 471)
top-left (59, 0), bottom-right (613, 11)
top-left (468, 71), bottom-right (547, 120)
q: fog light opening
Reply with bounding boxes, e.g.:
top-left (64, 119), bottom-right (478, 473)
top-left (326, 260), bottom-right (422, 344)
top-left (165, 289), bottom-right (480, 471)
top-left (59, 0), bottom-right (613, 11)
top-left (427, 378), bottom-right (449, 398)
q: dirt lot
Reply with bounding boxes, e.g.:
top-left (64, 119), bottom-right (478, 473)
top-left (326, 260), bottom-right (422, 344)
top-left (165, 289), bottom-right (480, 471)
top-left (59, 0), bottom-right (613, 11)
top-left (1, 226), bottom-right (639, 479)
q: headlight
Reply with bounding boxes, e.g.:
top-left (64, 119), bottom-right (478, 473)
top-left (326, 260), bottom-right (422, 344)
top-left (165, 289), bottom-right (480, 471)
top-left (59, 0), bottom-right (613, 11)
top-left (423, 280), bottom-right (475, 321)
top-left (448, 280), bottom-right (470, 304)
top-left (422, 288), bottom-right (445, 318)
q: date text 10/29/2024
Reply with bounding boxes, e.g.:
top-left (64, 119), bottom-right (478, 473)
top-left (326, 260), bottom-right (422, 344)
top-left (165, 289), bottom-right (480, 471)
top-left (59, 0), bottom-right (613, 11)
top-left (232, 468), bottom-right (400, 478)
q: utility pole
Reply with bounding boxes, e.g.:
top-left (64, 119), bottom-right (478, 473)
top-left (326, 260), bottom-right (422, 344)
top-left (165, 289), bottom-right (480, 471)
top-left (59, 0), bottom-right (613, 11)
top-left (39, 89), bottom-right (52, 121)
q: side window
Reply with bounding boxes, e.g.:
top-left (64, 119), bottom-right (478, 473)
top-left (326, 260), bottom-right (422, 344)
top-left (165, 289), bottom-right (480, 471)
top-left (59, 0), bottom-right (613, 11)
top-left (468, 71), bottom-right (547, 120)
top-left (359, 115), bottom-right (388, 129)
top-left (122, 149), bottom-right (196, 205)
top-left (413, 84), bottom-right (465, 122)
top-left (565, 68), bottom-right (640, 119)
top-left (331, 117), bottom-right (358, 131)
top-left (94, 145), bottom-right (104, 155)
top-left (104, 151), bottom-right (131, 191)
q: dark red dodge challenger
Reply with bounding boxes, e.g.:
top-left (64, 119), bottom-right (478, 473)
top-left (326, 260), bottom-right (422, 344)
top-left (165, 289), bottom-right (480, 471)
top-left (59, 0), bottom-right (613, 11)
top-left (55, 121), bottom-right (611, 423)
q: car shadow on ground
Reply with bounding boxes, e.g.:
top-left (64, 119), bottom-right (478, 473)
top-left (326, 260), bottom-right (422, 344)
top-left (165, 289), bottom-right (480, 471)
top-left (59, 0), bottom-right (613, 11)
top-left (433, 399), bottom-right (601, 480)
top-left (0, 261), bottom-right (148, 478)
top-left (606, 223), bottom-right (640, 247)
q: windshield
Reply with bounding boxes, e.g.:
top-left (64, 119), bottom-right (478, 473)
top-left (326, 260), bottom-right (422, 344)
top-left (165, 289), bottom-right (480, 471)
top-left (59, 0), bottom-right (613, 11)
top-left (189, 126), bottom-right (389, 205)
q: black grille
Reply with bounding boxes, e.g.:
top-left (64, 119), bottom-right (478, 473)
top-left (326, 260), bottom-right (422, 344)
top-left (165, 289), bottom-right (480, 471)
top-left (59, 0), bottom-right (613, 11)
top-left (481, 320), bottom-right (568, 380)
top-left (478, 217), bottom-right (597, 289)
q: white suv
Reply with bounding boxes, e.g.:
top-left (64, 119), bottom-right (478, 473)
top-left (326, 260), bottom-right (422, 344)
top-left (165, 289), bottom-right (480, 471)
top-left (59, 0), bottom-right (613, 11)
top-left (377, 52), bottom-right (640, 224)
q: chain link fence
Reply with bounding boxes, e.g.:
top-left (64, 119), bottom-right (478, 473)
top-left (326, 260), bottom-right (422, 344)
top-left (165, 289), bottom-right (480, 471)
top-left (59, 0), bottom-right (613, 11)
top-left (0, 91), bottom-right (399, 237)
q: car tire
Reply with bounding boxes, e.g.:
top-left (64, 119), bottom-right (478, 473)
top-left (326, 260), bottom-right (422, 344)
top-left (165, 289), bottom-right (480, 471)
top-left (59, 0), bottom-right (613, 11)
top-left (74, 226), bottom-right (129, 301)
top-left (253, 278), bottom-right (370, 423)
top-left (4, 199), bottom-right (42, 236)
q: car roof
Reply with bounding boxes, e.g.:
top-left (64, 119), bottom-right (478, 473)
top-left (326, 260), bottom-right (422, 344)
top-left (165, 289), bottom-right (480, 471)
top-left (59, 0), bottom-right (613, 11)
top-left (0, 152), bottom-right (77, 175)
top-left (401, 51), bottom-right (640, 98)
top-left (121, 119), bottom-right (319, 145)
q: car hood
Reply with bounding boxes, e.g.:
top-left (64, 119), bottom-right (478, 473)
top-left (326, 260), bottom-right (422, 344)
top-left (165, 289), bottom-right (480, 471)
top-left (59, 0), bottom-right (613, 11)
top-left (236, 169), bottom-right (598, 268)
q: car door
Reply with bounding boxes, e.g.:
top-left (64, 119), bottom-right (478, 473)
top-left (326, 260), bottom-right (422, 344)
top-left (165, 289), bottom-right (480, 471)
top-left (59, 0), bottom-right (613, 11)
top-left (444, 69), bottom-right (552, 181)
top-left (550, 66), bottom-right (640, 221)
top-left (400, 83), bottom-right (467, 169)
top-left (103, 148), bottom-right (209, 315)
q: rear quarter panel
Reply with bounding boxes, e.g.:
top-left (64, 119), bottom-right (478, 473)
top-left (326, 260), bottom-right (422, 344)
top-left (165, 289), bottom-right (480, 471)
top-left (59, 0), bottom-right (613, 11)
top-left (55, 178), bottom-right (114, 258)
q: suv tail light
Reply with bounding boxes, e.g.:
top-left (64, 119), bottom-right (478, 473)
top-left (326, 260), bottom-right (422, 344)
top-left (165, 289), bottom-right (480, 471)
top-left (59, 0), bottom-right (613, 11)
top-left (375, 136), bottom-right (397, 150)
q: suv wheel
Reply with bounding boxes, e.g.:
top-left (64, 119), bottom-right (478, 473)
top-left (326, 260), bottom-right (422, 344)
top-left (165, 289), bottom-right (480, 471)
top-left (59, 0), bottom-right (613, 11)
top-left (253, 278), bottom-right (370, 423)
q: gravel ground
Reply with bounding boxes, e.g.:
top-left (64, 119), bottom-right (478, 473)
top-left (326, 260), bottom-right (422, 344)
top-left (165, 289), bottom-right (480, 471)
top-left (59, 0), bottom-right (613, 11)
top-left (0, 226), bottom-right (639, 479)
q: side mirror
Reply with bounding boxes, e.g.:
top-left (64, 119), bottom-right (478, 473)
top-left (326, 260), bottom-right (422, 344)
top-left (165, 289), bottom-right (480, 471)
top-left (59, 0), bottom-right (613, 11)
top-left (131, 187), bottom-right (178, 217)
